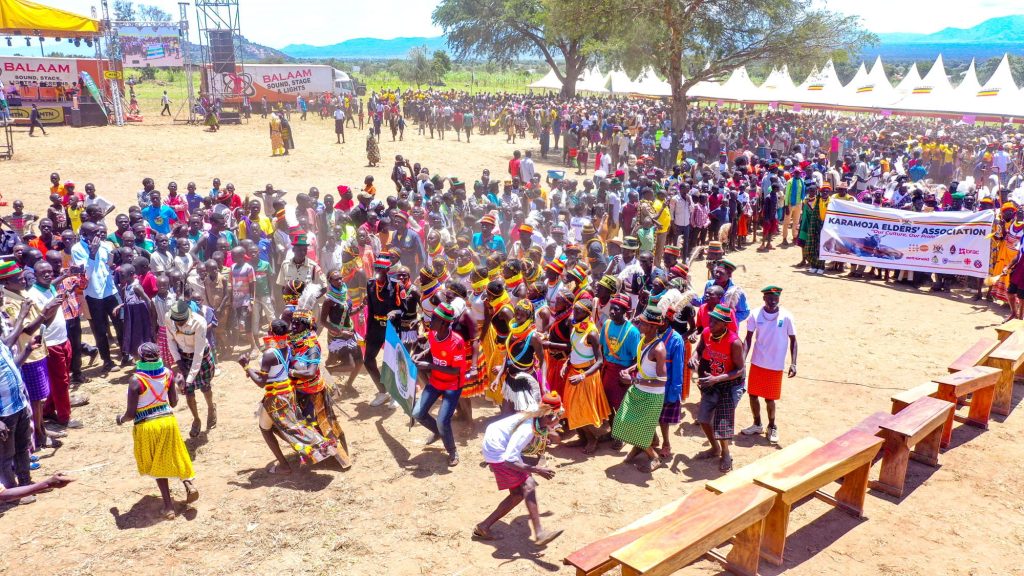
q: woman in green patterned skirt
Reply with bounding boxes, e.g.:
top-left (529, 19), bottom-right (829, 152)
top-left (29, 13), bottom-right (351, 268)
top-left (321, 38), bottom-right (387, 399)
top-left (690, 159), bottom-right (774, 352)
top-left (611, 306), bottom-right (668, 473)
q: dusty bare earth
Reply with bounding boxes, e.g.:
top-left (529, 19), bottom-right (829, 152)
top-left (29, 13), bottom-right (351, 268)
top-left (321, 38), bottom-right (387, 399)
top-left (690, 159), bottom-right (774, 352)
top-left (2, 110), bottom-right (1023, 576)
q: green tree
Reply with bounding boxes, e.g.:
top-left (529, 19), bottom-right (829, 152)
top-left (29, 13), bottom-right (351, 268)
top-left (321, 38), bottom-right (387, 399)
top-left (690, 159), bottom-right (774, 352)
top-left (553, 0), bottom-right (874, 125)
top-left (137, 4), bottom-right (173, 22)
top-left (433, 0), bottom-right (595, 97)
top-left (431, 50), bottom-right (452, 85)
top-left (113, 0), bottom-right (136, 21)
top-left (399, 46), bottom-right (433, 88)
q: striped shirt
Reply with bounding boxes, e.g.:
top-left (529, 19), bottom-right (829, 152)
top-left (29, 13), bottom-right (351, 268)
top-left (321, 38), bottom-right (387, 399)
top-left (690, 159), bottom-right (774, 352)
top-left (0, 342), bottom-right (28, 417)
top-left (690, 203), bottom-right (710, 229)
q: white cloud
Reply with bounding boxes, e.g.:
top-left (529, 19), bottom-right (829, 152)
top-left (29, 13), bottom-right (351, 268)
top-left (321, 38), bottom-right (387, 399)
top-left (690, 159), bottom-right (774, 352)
top-left (822, 0), bottom-right (1021, 34)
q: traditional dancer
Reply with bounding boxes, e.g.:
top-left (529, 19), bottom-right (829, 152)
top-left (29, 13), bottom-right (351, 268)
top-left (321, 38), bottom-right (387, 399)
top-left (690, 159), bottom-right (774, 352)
top-left (116, 343), bottom-right (198, 519)
top-left (692, 304), bottom-right (746, 472)
top-left (239, 320), bottom-right (338, 475)
top-left (476, 391), bottom-right (564, 546)
top-left (289, 307), bottom-right (352, 469)
top-left (493, 299), bottom-right (545, 413)
top-left (166, 301), bottom-right (217, 438)
top-left (612, 307), bottom-right (668, 472)
top-left (561, 298), bottom-right (610, 454)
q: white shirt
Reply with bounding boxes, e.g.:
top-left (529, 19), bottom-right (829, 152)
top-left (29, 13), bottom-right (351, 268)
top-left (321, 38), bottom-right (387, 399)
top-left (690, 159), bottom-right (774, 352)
top-left (746, 306), bottom-right (796, 371)
top-left (26, 284), bottom-right (68, 345)
top-left (672, 194), bottom-right (691, 226)
top-left (84, 195), bottom-right (114, 227)
top-left (481, 413), bottom-right (538, 464)
top-left (520, 157), bottom-right (536, 184)
top-left (333, 108), bottom-right (345, 121)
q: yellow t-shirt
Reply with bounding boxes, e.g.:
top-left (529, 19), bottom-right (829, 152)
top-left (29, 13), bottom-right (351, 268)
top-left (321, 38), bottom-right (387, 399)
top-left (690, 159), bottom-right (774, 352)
top-left (67, 205), bottom-right (84, 232)
top-left (653, 199), bottom-right (671, 234)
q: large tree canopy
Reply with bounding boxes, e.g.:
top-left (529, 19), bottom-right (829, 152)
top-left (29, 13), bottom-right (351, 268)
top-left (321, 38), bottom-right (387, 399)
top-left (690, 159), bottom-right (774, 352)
top-left (432, 0), bottom-right (593, 97)
top-left (551, 0), bottom-right (875, 124)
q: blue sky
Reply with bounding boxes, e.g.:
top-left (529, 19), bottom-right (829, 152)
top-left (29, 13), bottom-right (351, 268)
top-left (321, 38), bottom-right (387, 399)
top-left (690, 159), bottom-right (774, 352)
top-left (0, 0), bottom-right (1020, 52)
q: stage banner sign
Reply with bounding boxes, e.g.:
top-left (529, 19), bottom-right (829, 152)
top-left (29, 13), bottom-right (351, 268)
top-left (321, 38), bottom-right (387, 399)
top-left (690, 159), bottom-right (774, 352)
top-left (820, 200), bottom-right (994, 278)
top-left (0, 57), bottom-right (79, 84)
top-left (118, 25), bottom-right (183, 67)
top-left (8, 106), bottom-right (65, 124)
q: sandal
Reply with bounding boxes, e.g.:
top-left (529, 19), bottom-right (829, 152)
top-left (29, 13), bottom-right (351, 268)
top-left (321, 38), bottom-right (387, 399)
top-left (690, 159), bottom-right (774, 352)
top-left (189, 420), bottom-right (201, 438)
top-left (206, 404), bottom-right (218, 430)
top-left (183, 480), bottom-right (199, 503)
top-left (448, 454), bottom-right (460, 467)
top-left (637, 458), bottom-right (665, 473)
top-left (719, 454), bottom-right (734, 473)
top-left (267, 462), bottom-right (292, 476)
top-left (533, 528), bottom-right (564, 547)
top-left (162, 508), bottom-right (176, 520)
top-left (695, 448), bottom-right (721, 460)
top-left (472, 525), bottom-right (501, 541)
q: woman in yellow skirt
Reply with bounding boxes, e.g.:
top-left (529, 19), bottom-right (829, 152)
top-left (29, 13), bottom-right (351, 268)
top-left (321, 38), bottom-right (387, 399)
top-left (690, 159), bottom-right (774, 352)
top-left (561, 298), bottom-right (610, 454)
top-left (460, 272), bottom-right (504, 405)
top-left (117, 343), bottom-right (198, 519)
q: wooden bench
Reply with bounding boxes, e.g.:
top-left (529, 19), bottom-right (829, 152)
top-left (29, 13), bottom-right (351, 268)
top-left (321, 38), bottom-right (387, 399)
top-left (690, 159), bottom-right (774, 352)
top-left (563, 489), bottom-right (718, 576)
top-left (947, 337), bottom-right (999, 373)
top-left (610, 484), bottom-right (777, 576)
top-left (869, 396), bottom-right (954, 497)
top-left (851, 411), bottom-right (894, 436)
top-left (931, 365), bottom-right (1001, 446)
top-left (752, 429), bottom-right (884, 566)
top-left (982, 331), bottom-right (1024, 417)
top-left (705, 437), bottom-right (824, 495)
top-left (890, 382), bottom-right (939, 414)
top-left (994, 319), bottom-right (1024, 342)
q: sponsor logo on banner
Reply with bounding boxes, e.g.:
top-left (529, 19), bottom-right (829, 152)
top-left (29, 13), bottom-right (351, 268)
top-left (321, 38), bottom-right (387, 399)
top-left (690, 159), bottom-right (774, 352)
top-left (8, 106), bottom-right (64, 123)
top-left (819, 200), bottom-right (994, 279)
top-left (0, 57), bottom-right (79, 84)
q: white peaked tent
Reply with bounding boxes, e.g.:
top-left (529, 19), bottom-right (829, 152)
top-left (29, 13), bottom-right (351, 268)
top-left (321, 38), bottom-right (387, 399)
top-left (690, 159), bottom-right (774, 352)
top-left (607, 69), bottom-right (637, 94)
top-left (716, 66), bottom-right (759, 101)
top-left (892, 63), bottom-right (923, 101)
top-left (785, 60), bottom-right (844, 106)
top-left (758, 65), bottom-right (797, 102)
top-left (859, 56), bottom-right (896, 108)
top-left (529, 68), bottom-right (562, 90)
top-left (968, 54), bottom-right (1021, 117)
top-left (889, 54), bottom-right (955, 113)
top-left (632, 67), bottom-right (673, 97)
top-left (576, 65), bottom-right (610, 93)
top-left (836, 62), bottom-right (870, 107)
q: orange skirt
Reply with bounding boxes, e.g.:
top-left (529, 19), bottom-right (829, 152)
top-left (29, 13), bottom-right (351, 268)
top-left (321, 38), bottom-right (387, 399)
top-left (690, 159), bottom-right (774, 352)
top-left (563, 363), bottom-right (611, 430)
top-left (747, 364), bottom-right (783, 400)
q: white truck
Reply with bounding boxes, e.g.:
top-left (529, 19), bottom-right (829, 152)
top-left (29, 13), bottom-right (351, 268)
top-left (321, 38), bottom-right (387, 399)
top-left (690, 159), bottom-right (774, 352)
top-left (207, 63), bottom-right (357, 104)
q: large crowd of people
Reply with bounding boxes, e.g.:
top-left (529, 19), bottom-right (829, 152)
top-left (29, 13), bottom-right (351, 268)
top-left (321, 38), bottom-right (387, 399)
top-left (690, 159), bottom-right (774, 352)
top-left (2, 90), bottom-right (1024, 544)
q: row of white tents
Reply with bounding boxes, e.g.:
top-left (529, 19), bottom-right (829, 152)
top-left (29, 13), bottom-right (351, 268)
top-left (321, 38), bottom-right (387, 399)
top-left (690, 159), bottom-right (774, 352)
top-left (528, 54), bottom-right (1023, 120)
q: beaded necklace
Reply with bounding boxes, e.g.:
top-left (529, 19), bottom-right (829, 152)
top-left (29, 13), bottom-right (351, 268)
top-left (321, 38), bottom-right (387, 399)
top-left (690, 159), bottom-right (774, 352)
top-left (602, 319), bottom-right (630, 357)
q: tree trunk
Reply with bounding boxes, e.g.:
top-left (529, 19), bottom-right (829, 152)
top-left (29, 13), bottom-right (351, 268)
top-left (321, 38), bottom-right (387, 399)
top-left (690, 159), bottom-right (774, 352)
top-left (667, 56), bottom-right (687, 127)
top-left (560, 60), bottom-right (580, 98)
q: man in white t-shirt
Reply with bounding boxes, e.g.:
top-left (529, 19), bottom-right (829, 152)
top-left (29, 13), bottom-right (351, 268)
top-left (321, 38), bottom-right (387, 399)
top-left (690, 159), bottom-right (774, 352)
top-left (26, 260), bottom-right (80, 430)
top-left (741, 285), bottom-right (797, 444)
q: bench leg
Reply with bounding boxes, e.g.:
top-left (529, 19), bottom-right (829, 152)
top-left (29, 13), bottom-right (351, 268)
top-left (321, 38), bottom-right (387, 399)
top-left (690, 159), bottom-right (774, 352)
top-left (935, 390), bottom-right (957, 448)
top-left (760, 500), bottom-right (790, 567)
top-left (966, 385), bottom-right (995, 428)
top-left (910, 424), bottom-right (942, 467)
top-left (869, 433), bottom-right (909, 498)
top-left (993, 367), bottom-right (1013, 417)
top-left (834, 462), bottom-right (870, 518)
top-left (708, 518), bottom-right (764, 576)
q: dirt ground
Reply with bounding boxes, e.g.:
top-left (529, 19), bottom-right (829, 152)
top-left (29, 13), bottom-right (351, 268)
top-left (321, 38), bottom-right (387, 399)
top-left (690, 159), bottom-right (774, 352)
top-left (2, 111), bottom-right (1024, 576)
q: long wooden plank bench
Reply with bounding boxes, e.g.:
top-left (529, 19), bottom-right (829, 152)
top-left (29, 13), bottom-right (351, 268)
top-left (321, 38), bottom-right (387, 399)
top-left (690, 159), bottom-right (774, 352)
top-left (611, 484), bottom-right (777, 576)
top-left (982, 331), bottom-right (1024, 417)
top-left (891, 383), bottom-right (939, 414)
top-left (994, 319), bottom-right (1024, 342)
top-left (869, 396), bottom-right (954, 497)
top-left (563, 489), bottom-right (718, 576)
top-left (930, 365), bottom-right (1000, 446)
top-left (753, 429), bottom-right (884, 566)
top-left (947, 337), bottom-right (999, 373)
top-left (705, 437), bottom-right (824, 495)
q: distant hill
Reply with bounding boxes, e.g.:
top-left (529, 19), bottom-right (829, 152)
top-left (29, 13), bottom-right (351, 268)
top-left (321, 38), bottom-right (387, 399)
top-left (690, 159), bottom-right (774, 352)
top-left (281, 36), bottom-right (448, 60)
top-left (876, 15), bottom-right (1024, 44)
